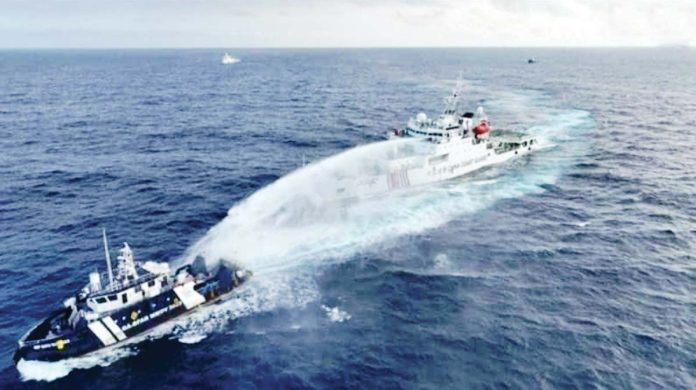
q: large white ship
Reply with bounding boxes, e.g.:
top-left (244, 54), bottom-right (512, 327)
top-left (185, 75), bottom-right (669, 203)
top-left (337, 79), bottom-right (541, 201)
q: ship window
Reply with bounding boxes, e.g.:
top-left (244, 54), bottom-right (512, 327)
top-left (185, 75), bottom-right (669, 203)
top-left (148, 280), bottom-right (155, 287)
top-left (95, 297), bottom-right (107, 304)
top-left (107, 295), bottom-right (117, 301)
top-left (122, 293), bottom-right (128, 303)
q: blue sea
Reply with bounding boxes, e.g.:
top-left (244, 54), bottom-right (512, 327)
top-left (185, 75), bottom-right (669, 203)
top-left (1, 48), bottom-right (695, 389)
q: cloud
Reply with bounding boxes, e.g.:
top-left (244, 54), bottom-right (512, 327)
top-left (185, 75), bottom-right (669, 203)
top-left (0, 0), bottom-right (694, 47)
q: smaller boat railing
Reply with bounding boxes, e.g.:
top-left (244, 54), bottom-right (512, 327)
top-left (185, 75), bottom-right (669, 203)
top-left (88, 272), bottom-right (160, 298)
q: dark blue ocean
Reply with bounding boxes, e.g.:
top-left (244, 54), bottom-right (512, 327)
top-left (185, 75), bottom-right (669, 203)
top-left (1, 48), bottom-right (695, 389)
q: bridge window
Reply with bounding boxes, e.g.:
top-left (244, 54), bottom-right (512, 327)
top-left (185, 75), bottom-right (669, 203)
top-left (107, 295), bottom-right (117, 301)
top-left (148, 280), bottom-right (155, 287)
top-left (95, 297), bottom-right (107, 304)
top-left (122, 293), bottom-right (128, 304)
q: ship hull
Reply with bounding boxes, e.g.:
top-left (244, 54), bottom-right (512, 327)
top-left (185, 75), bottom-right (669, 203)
top-left (340, 137), bottom-right (540, 201)
top-left (15, 266), bottom-right (249, 363)
top-left (404, 139), bottom-right (536, 188)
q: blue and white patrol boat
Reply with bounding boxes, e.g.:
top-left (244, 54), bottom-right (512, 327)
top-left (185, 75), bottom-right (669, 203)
top-left (14, 230), bottom-right (251, 363)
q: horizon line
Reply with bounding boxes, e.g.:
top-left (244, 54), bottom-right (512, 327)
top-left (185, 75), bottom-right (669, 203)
top-left (1, 44), bottom-right (692, 50)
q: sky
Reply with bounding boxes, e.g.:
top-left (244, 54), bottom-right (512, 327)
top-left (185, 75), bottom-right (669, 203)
top-left (0, 0), bottom-right (695, 48)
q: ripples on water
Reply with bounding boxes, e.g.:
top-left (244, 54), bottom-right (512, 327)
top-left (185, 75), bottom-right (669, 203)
top-left (0, 48), bottom-right (695, 388)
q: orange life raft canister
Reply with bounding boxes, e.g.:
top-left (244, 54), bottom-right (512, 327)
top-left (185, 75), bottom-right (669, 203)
top-left (473, 121), bottom-right (491, 136)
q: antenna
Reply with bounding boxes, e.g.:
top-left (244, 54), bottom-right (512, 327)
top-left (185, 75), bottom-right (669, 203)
top-left (102, 228), bottom-right (114, 286)
top-left (443, 72), bottom-right (464, 115)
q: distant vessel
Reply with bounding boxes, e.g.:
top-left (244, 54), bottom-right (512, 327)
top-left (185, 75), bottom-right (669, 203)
top-left (14, 230), bottom-right (251, 363)
top-left (528, 58), bottom-right (537, 64)
top-left (337, 78), bottom-right (541, 200)
top-left (221, 53), bottom-right (240, 65)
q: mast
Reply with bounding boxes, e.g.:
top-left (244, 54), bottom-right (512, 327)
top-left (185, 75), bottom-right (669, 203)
top-left (442, 72), bottom-right (464, 115)
top-left (102, 228), bottom-right (114, 287)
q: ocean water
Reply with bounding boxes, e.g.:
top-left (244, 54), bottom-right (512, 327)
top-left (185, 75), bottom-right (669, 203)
top-left (1, 48), bottom-right (695, 388)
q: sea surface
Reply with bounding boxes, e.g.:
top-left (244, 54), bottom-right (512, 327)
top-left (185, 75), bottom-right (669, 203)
top-left (0, 48), bottom-right (695, 389)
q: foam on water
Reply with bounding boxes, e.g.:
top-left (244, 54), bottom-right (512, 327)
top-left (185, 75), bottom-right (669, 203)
top-left (17, 344), bottom-right (137, 382)
top-left (321, 305), bottom-right (351, 323)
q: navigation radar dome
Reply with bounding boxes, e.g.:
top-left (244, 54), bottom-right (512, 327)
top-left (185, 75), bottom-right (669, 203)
top-left (416, 113), bottom-right (427, 123)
